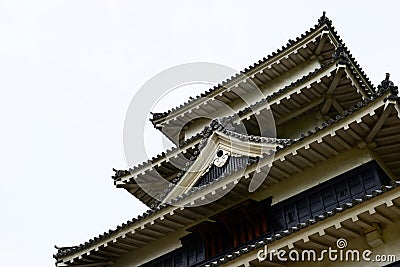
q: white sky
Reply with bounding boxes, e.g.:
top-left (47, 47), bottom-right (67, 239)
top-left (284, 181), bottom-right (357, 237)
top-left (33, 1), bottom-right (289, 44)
top-left (1, 1), bottom-right (399, 266)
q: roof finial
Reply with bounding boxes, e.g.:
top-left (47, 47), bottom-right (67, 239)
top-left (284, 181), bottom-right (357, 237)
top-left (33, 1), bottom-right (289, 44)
top-left (378, 73), bottom-right (399, 101)
top-left (332, 45), bottom-right (349, 65)
top-left (318, 11), bottom-right (328, 25)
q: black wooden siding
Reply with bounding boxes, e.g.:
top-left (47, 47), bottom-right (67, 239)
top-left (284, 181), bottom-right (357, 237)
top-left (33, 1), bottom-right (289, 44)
top-left (195, 156), bottom-right (253, 187)
top-left (140, 160), bottom-right (390, 267)
top-left (140, 235), bottom-right (204, 267)
top-left (270, 160), bottom-right (389, 231)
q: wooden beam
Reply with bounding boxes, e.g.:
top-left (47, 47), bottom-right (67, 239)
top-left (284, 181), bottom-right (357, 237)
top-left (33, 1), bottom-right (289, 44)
top-left (294, 153), bottom-right (315, 167)
top-left (85, 252), bottom-right (109, 262)
top-left (321, 96), bottom-right (333, 115)
top-left (321, 67), bottom-right (345, 115)
top-left (269, 65), bottom-right (281, 77)
top-left (370, 208), bottom-right (393, 224)
top-left (332, 98), bottom-right (344, 115)
top-left (271, 165), bottom-right (291, 178)
top-left (328, 68), bottom-right (345, 94)
top-left (277, 98), bottom-right (325, 125)
top-left (346, 127), bottom-right (362, 141)
top-left (283, 159), bottom-right (302, 172)
top-left (308, 236), bottom-right (329, 249)
top-left (340, 223), bottom-right (361, 237)
top-left (285, 56), bottom-right (297, 68)
top-left (389, 201), bottom-right (400, 216)
top-left (319, 141), bottom-right (339, 156)
top-left (119, 236), bottom-right (145, 247)
top-left (358, 121), bottom-right (371, 132)
top-left (68, 262), bottom-right (114, 267)
top-left (315, 30), bottom-right (329, 55)
top-left (366, 104), bottom-right (393, 142)
top-left (368, 147), bottom-right (397, 181)
top-left (95, 249), bottom-right (120, 258)
top-left (307, 146), bottom-right (327, 161)
top-left (220, 216), bottom-right (235, 236)
top-left (351, 215), bottom-right (373, 229)
top-left (330, 132), bottom-right (352, 150)
top-left (105, 243), bottom-right (129, 254)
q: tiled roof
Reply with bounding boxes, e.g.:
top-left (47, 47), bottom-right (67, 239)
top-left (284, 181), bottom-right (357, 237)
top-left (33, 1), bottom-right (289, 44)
top-left (111, 131), bottom-right (202, 180)
top-left (232, 49), bottom-right (373, 120)
top-left (113, 52), bottom-right (380, 182)
top-left (55, 85), bottom-right (395, 261)
top-left (272, 87), bottom-right (390, 152)
top-left (55, 10), bottom-right (400, 263)
top-left (114, 13), bottom-right (387, 182)
top-left (150, 12), bottom-right (375, 125)
top-left (112, 120), bottom-right (291, 180)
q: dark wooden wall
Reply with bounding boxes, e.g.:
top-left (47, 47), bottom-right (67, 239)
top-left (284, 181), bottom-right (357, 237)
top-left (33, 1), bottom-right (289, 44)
top-left (140, 160), bottom-right (390, 267)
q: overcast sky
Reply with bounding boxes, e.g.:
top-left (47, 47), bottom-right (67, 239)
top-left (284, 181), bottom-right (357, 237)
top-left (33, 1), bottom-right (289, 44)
top-left (1, 1), bottom-right (399, 266)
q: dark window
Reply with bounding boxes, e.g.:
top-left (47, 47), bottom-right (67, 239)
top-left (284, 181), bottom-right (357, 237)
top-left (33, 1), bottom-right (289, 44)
top-left (270, 209), bottom-right (286, 232)
top-left (335, 181), bottom-right (349, 204)
top-left (349, 176), bottom-right (364, 198)
top-left (164, 257), bottom-right (173, 267)
top-left (174, 254), bottom-right (183, 267)
top-left (309, 193), bottom-right (323, 216)
top-left (321, 188), bottom-right (336, 211)
top-left (362, 170), bottom-right (380, 193)
top-left (284, 205), bottom-right (297, 226)
top-left (296, 199), bottom-right (311, 222)
top-left (287, 210), bottom-right (295, 222)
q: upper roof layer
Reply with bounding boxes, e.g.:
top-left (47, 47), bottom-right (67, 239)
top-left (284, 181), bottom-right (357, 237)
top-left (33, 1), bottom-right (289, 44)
top-left (150, 12), bottom-right (376, 143)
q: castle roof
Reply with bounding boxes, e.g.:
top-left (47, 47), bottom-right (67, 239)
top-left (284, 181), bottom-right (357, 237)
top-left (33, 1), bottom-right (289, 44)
top-left (54, 13), bottom-right (400, 267)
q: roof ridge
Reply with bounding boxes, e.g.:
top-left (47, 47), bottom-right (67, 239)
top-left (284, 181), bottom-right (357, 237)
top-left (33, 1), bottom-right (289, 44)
top-left (322, 18), bottom-right (376, 95)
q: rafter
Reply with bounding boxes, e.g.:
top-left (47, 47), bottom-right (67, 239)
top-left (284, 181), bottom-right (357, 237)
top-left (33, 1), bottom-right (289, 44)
top-left (321, 67), bottom-right (345, 115)
top-left (276, 98), bottom-right (325, 125)
top-left (366, 104), bottom-right (394, 142)
top-left (315, 30), bottom-right (330, 55)
top-left (332, 98), bottom-right (344, 114)
top-left (368, 148), bottom-right (397, 181)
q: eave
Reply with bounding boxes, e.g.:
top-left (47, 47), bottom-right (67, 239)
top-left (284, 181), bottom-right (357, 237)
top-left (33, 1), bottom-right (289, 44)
top-left (55, 89), bottom-right (400, 266)
top-left (114, 122), bottom-right (291, 207)
top-left (162, 129), bottom-right (284, 203)
top-left (234, 55), bottom-right (373, 129)
top-left (113, 64), bottom-right (391, 209)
